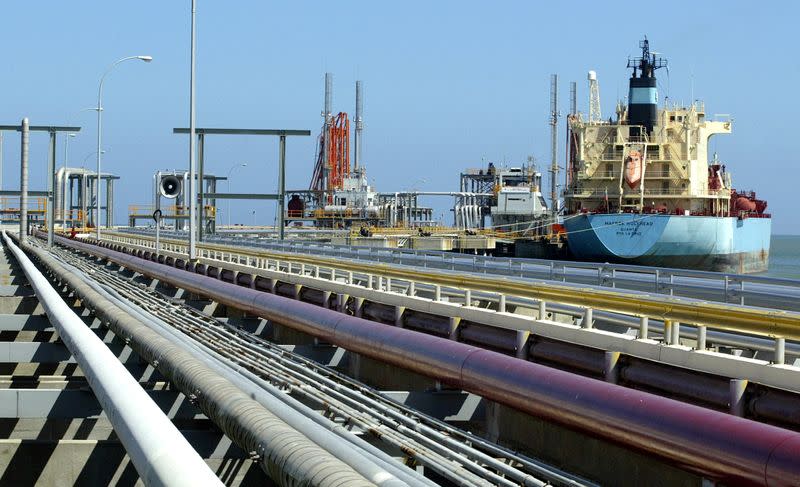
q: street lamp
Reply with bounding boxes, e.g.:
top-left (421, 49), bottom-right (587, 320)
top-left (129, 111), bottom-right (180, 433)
top-left (226, 163), bottom-right (247, 227)
top-left (65, 107), bottom-right (100, 168)
top-left (96, 55), bottom-right (152, 240)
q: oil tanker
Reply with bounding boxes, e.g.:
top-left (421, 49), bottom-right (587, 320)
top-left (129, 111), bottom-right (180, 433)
top-left (562, 38), bottom-right (770, 273)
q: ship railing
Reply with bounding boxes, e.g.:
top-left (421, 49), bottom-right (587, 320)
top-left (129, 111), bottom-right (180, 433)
top-left (114, 227), bottom-right (799, 316)
top-left (566, 188), bottom-right (724, 197)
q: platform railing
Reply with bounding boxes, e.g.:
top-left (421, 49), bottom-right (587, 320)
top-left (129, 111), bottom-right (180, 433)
top-left (118, 227), bottom-right (799, 313)
top-left (97, 230), bottom-right (800, 351)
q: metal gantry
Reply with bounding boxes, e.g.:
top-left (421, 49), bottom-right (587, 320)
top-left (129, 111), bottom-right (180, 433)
top-left (0, 121), bottom-right (82, 245)
top-left (172, 127), bottom-right (311, 246)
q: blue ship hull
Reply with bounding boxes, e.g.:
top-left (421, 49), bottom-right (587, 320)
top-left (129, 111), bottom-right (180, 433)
top-left (563, 214), bottom-right (771, 273)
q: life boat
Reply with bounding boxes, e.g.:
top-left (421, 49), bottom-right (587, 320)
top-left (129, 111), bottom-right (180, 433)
top-left (625, 149), bottom-right (643, 189)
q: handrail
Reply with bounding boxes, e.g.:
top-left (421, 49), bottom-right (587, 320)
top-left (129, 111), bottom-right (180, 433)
top-left (118, 228), bottom-right (800, 294)
top-left (100, 230), bottom-right (800, 341)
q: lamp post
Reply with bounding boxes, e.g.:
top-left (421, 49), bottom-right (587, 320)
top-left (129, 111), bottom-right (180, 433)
top-left (96, 55), bottom-right (152, 240)
top-left (226, 163), bottom-right (247, 227)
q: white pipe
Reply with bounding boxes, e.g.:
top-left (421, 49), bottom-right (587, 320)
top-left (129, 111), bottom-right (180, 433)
top-left (2, 233), bottom-right (222, 487)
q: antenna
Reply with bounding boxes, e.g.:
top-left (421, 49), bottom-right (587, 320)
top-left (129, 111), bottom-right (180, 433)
top-left (588, 70), bottom-right (601, 122)
top-left (549, 74), bottom-right (559, 218)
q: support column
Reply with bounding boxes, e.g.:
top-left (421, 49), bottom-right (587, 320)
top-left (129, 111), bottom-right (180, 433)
top-left (278, 135), bottom-right (286, 240)
top-left (20, 118), bottom-right (29, 238)
top-left (105, 178), bottom-right (113, 228)
top-left (197, 133), bottom-right (205, 241)
top-left (604, 351), bottom-right (621, 384)
top-left (80, 175), bottom-right (88, 228)
top-left (394, 306), bottom-right (405, 327)
top-left (514, 330), bottom-right (530, 359)
top-left (69, 177), bottom-right (74, 227)
top-left (47, 130), bottom-right (56, 246)
top-left (729, 379), bottom-right (748, 417)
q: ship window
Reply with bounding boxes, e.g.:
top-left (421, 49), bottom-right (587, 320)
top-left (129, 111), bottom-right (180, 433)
top-left (670, 116), bottom-right (676, 122)
top-left (605, 163), bottom-right (613, 177)
top-left (662, 181), bottom-right (670, 193)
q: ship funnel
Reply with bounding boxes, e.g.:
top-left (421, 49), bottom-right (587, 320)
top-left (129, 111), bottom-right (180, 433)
top-left (626, 38), bottom-right (666, 135)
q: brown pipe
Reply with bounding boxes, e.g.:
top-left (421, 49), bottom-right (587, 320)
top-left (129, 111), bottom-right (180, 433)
top-left (54, 235), bottom-right (800, 486)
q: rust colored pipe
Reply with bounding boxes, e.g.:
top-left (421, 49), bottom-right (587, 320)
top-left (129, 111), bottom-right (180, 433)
top-left (54, 235), bottom-right (800, 486)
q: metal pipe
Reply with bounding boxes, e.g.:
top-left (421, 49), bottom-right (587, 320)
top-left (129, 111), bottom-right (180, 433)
top-left (22, 235), bottom-right (374, 487)
top-left (75, 274), bottom-right (416, 487)
top-left (322, 73), bottom-right (332, 200)
top-left (278, 136), bottom-right (286, 240)
top-left (54, 235), bottom-right (800, 486)
top-left (354, 80), bottom-right (363, 171)
top-left (3, 233), bottom-right (222, 487)
top-left (47, 131), bottom-right (56, 246)
top-left (20, 118), bottom-right (29, 238)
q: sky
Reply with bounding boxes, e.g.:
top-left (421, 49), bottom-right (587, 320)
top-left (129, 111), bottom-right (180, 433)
top-left (1, 1), bottom-right (798, 234)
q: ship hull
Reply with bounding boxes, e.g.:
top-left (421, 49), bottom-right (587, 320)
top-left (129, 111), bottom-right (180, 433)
top-left (563, 214), bottom-right (771, 273)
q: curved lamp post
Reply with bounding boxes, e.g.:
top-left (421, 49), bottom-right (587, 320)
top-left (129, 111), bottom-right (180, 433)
top-left (96, 55), bottom-right (152, 238)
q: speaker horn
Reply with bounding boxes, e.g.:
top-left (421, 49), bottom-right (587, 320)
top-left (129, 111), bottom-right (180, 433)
top-left (159, 175), bottom-right (182, 199)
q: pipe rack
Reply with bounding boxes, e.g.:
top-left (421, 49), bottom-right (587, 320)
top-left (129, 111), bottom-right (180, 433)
top-left (55, 234), bottom-right (800, 486)
top-left (2, 232), bottom-right (222, 487)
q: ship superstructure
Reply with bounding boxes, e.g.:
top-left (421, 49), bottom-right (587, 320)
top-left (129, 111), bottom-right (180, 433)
top-left (563, 38), bottom-right (771, 273)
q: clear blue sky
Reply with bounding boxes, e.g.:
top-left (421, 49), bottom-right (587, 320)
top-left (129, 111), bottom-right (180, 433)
top-left (1, 1), bottom-right (797, 233)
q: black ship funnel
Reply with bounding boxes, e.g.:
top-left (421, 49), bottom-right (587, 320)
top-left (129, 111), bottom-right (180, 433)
top-left (627, 37), bottom-right (667, 136)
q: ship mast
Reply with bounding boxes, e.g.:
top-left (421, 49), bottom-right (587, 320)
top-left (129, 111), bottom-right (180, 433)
top-left (549, 74), bottom-right (559, 219)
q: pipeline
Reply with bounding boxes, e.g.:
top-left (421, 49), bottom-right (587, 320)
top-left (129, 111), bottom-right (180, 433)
top-left (111, 230), bottom-right (800, 340)
top-left (56, 234), bottom-right (800, 486)
top-left (14, 234), bottom-right (375, 487)
top-left (2, 232), bottom-right (222, 487)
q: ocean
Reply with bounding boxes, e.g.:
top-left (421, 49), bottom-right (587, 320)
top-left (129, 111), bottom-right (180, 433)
top-left (764, 235), bottom-right (800, 279)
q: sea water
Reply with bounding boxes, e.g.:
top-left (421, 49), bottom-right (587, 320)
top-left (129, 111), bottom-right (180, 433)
top-left (764, 235), bottom-right (800, 279)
